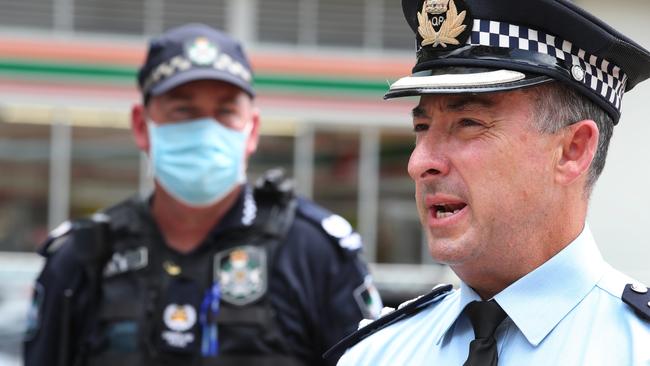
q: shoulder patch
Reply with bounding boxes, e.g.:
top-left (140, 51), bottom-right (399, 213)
top-left (353, 275), bottom-right (383, 320)
top-left (622, 283), bottom-right (650, 321)
top-left (322, 284), bottom-right (454, 360)
top-left (296, 197), bottom-right (363, 252)
top-left (24, 282), bottom-right (45, 341)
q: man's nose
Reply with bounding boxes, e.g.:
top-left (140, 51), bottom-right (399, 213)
top-left (407, 136), bottom-right (450, 181)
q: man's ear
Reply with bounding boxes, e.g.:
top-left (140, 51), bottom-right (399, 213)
top-left (555, 119), bottom-right (599, 186)
top-left (245, 107), bottom-right (261, 157)
top-left (131, 104), bottom-right (150, 153)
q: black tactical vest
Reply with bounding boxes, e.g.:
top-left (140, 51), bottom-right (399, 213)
top-left (73, 173), bottom-right (307, 366)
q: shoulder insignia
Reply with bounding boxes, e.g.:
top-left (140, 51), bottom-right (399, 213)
top-left (622, 283), bottom-right (650, 321)
top-left (323, 284), bottom-right (454, 360)
top-left (297, 197), bottom-right (363, 252)
top-left (353, 275), bottom-right (384, 320)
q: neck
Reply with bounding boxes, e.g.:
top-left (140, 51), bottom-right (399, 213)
top-left (454, 190), bottom-right (588, 300)
top-left (151, 183), bottom-right (243, 253)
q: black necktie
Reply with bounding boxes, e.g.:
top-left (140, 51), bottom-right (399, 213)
top-left (463, 300), bottom-right (507, 366)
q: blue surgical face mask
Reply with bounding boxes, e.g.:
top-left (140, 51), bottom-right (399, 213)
top-left (148, 117), bottom-right (249, 207)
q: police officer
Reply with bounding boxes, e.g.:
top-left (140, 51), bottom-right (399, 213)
top-left (329, 0), bottom-right (650, 365)
top-left (24, 24), bottom-right (382, 366)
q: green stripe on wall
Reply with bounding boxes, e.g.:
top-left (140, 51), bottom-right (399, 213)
top-left (0, 59), bottom-right (389, 96)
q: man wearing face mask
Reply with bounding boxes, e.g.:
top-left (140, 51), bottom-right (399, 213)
top-left (24, 24), bottom-right (381, 366)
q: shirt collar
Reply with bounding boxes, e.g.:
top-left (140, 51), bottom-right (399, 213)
top-left (494, 224), bottom-right (605, 346)
top-left (433, 282), bottom-right (482, 345)
top-left (433, 225), bottom-right (605, 346)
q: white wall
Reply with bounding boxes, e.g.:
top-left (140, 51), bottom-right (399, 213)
top-left (577, 0), bottom-right (650, 284)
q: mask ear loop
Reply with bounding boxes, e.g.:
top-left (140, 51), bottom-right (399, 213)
top-left (145, 119), bottom-right (158, 180)
top-left (237, 120), bottom-right (254, 183)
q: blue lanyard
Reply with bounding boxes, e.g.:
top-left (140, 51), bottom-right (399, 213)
top-left (200, 282), bottom-right (221, 357)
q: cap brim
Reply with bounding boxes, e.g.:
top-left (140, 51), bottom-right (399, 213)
top-left (384, 67), bottom-right (552, 99)
top-left (149, 68), bottom-right (255, 98)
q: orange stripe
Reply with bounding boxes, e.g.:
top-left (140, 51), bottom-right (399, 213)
top-left (0, 36), bottom-right (412, 78)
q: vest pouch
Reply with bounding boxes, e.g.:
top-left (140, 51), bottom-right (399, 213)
top-left (156, 276), bottom-right (202, 355)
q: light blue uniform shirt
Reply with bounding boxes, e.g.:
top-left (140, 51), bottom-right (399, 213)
top-left (338, 226), bottom-right (650, 365)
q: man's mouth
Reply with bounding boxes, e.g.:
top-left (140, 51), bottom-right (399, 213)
top-left (432, 202), bottom-right (467, 219)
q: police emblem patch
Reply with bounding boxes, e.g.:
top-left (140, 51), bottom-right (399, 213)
top-left (214, 246), bottom-right (267, 306)
top-left (161, 303), bottom-right (197, 349)
top-left (353, 276), bottom-right (383, 320)
top-left (185, 37), bottom-right (219, 65)
top-left (417, 0), bottom-right (472, 48)
top-left (163, 304), bottom-right (197, 332)
top-left (24, 282), bottom-right (44, 341)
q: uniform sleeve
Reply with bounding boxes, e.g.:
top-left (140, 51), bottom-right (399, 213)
top-left (23, 237), bottom-right (88, 366)
top-left (269, 201), bottom-right (382, 366)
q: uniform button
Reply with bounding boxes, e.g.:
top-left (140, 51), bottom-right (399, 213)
top-left (631, 283), bottom-right (648, 294)
top-left (647, 301), bottom-right (650, 308)
top-left (571, 65), bottom-right (586, 81)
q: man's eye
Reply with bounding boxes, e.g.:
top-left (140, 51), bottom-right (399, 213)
top-left (217, 108), bottom-right (236, 115)
top-left (413, 123), bottom-right (429, 133)
top-left (458, 119), bottom-right (482, 128)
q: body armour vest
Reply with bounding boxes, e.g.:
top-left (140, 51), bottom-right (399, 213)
top-left (76, 178), bottom-right (306, 366)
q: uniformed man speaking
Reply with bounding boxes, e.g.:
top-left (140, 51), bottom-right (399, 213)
top-left (330, 0), bottom-right (650, 365)
top-left (23, 24), bottom-right (381, 366)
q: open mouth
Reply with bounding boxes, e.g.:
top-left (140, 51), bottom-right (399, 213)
top-left (432, 203), bottom-right (467, 219)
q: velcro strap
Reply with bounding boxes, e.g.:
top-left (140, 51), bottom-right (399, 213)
top-left (215, 306), bottom-right (273, 326)
top-left (202, 355), bottom-right (306, 366)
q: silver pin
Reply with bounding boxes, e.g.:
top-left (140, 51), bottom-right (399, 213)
top-left (631, 283), bottom-right (648, 294)
top-left (571, 65), bottom-right (585, 82)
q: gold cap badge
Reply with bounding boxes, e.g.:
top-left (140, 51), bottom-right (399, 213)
top-left (417, 0), bottom-right (470, 48)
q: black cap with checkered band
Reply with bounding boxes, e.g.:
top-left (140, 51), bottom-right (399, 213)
top-left (137, 23), bottom-right (254, 100)
top-left (386, 0), bottom-right (650, 124)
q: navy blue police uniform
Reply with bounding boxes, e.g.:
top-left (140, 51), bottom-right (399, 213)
top-left (24, 171), bottom-right (381, 366)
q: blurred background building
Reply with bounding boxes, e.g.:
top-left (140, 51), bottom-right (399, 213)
top-left (0, 0), bottom-right (649, 364)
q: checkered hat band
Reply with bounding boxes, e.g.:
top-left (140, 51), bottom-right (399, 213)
top-left (468, 19), bottom-right (628, 111)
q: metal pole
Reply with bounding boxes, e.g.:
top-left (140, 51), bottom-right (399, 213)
top-left (358, 128), bottom-right (380, 262)
top-left (227, 0), bottom-right (257, 43)
top-left (48, 109), bottom-right (72, 230)
top-left (298, 0), bottom-right (318, 45)
top-left (143, 0), bottom-right (164, 36)
top-left (364, 0), bottom-right (384, 49)
top-left (53, 0), bottom-right (74, 33)
top-left (293, 124), bottom-right (315, 199)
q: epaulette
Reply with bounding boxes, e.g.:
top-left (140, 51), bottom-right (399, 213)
top-left (253, 168), bottom-right (295, 206)
top-left (295, 197), bottom-right (363, 255)
top-left (38, 213), bottom-right (112, 264)
top-left (38, 220), bottom-right (74, 257)
top-left (622, 283), bottom-right (650, 321)
top-left (323, 284), bottom-right (454, 360)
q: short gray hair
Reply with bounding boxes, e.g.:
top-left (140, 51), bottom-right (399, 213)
top-left (527, 82), bottom-right (614, 194)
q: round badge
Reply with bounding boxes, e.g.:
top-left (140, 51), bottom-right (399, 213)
top-left (185, 37), bottom-right (219, 65)
top-left (321, 215), bottom-right (353, 239)
top-left (571, 65), bottom-right (586, 82)
top-left (163, 304), bottom-right (197, 332)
